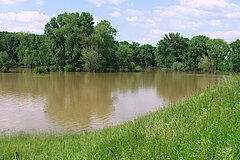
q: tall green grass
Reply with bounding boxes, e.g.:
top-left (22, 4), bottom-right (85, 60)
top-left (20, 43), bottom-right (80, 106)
top-left (1, 77), bottom-right (240, 159)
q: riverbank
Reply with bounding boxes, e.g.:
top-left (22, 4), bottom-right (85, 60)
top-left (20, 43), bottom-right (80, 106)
top-left (1, 77), bottom-right (239, 159)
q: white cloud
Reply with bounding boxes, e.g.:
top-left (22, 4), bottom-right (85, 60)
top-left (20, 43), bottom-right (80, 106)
top-left (111, 0), bottom-right (123, 5)
top-left (174, 21), bottom-right (200, 30)
top-left (0, 0), bottom-right (27, 5)
top-left (124, 0), bottom-right (240, 44)
top-left (154, 6), bottom-right (212, 17)
top-left (145, 19), bottom-right (156, 27)
top-left (201, 30), bottom-right (240, 42)
top-left (0, 0), bottom-right (45, 6)
top-left (110, 8), bottom-right (121, 17)
top-left (209, 20), bottom-right (221, 26)
top-left (179, 0), bottom-right (228, 8)
top-left (137, 29), bottom-right (168, 45)
top-left (150, 29), bottom-right (165, 37)
top-left (126, 9), bottom-right (144, 16)
top-left (36, 0), bottom-right (44, 6)
top-left (223, 4), bottom-right (240, 18)
top-left (88, 0), bottom-right (105, 7)
top-left (0, 11), bottom-right (50, 34)
top-left (88, 0), bottom-right (124, 7)
top-left (137, 37), bottom-right (156, 45)
top-left (126, 16), bottom-right (138, 22)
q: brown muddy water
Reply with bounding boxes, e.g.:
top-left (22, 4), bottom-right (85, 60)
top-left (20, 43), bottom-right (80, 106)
top-left (0, 69), bottom-right (229, 134)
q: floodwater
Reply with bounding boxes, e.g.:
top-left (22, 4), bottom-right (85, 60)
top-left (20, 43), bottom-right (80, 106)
top-left (0, 69), bottom-right (228, 133)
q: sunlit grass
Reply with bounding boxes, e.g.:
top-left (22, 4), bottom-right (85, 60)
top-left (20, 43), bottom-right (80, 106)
top-left (0, 77), bottom-right (240, 159)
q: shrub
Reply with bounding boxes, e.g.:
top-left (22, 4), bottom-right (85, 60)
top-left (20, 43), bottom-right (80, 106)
top-left (217, 61), bottom-right (232, 72)
top-left (33, 66), bottom-right (48, 74)
top-left (172, 62), bottom-right (184, 71)
top-left (133, 66), bottom-right (143, 72)
top-left (75, 68), bottom-right (81, 72)
top-left (128, 62), bottom-right (136, 71)
top-left (0, 67), bottom-right (8, 73)
top-left (64, 65), bottom-right (74, 72)
top-left (199, 56), bottom-right (211, 72)
top-left (50, 66), bottom-right (59, 72)
top-left (0, 52), bottom-right (12, 73)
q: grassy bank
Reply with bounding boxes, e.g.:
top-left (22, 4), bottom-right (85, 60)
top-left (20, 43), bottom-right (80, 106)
top-left (1, 77), bottom-right (240, 159)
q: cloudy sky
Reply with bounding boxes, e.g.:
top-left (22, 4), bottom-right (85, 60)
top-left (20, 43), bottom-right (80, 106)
top-left (0, 0), bottom-right (240, 45)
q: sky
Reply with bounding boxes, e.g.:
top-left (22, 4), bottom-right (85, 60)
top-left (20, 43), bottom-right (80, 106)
top-left (0, 0), bottom-right (240, 45)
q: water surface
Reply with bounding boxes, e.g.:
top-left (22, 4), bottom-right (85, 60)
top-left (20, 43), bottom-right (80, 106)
top-left (0, 70), bottom-right (228, 133)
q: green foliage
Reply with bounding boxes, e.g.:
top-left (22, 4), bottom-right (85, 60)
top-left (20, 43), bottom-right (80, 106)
top-left (82, 47), bottom-right (102, 72)
top-left (133, 65), bottom-right (142, 72)
top-left (93, 20), bottom-right (118, 70)
top-left (1, 77), bottom-right (239, 159)
top-left (45, 12), bottom-right (94, 70)
top-left (172, 62), bottom-right (185, 71)
top-left (207, 39), bottom-right (229, 72)
top-left (139, 44), bottom-right (156, 67)
top-left (187, 35), bottom-right (209, 70)
top-left (217, 61), bottom-right (232, 72)
top-left (16, 33), bottom-right (48, 69)
top-left (0, 51), bottom-right (12, 72)
top-left (155, 32), bottom-right (189, 68)
top-left (128, 62), bottom-right (136, 71)
top-left (199, 56), bottom-right (211, 72)
top-left (230, 39), bottom-right (240, 72)
top-left (1, 12), bottom-right (240, 73)
top-left (33, 66), bottom-right (48, 74)
top-left (49, 65), bottom-right (59, 72)
top-left (0, 32), bottom-right (20, 64)
top-left (116, 42), bottom-right (133, 69)
top-left (64, 64), bottom-right (74, 72)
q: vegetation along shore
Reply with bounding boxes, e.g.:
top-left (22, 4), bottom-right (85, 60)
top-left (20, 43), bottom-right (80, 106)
top-left (0, 76), bottom-right (239, 159)
top-left (1, 12), bottom-right (240, 74)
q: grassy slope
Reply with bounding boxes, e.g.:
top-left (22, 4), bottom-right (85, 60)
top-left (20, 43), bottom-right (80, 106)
top-left (0, 77), bottom-right (240, 160)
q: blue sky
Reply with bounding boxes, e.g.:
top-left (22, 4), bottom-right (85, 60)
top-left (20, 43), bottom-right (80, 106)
top-left (0, 0), bottom-right (240, 45)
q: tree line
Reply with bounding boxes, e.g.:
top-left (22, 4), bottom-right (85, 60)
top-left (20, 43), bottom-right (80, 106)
top-left (0, 12), bottom-right (240, 73)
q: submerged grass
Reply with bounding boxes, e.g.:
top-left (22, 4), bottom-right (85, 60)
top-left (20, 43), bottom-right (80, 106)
top-left (0, 77), bottom-right (240, 159)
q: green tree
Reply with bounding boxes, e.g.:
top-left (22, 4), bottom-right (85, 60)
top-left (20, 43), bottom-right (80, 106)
top-left (199, 55), bottom-right (211, 73)
top-left (37, 36), bottom-right (51, 67)
top-left (45, 12), bottom-right (94, 70)
top-left (116, 42), bottom-right (134, 70)
top-left (93, 20), bottom-right (117, 70)
top-left (82, 47), bottom-right (102, 72)
top-left (0, 51), bottom-right (12, 72)
top-left (0, 32), bottom-right (20, 64)
top-left (155, 33), bottom-right (189, 68)
top-left (230, 39), bottom-right (240, 72)
top-left (16, 33), bottom-right (44, 68)
top-left (130, 42), bottom-right (141, 66)
top-left (187, 35), bottom-right (209, 70)
top-left (207, 39), bottom-right (229, 72)
top-left (139, 44), bottom-right (156, 67)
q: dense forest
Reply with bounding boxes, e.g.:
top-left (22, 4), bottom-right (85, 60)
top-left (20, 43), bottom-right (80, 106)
top-left (0, 12), bottom-right (240, 73)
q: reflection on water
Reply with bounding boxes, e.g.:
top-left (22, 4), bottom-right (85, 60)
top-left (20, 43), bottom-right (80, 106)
top-left (0, 70), bottom-right (228, 133)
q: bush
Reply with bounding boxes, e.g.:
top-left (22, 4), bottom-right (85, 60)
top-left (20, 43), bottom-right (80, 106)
top-left (133, 66), bottom-right (143, 72)
top-left (172, 62), bottom-right (184, 71)
top-left (50, 66), bottom-right (59, 72)
top-left (0, 52), bottom-right (12, 73)
top-left (199, 56), bottom-right (211, 72)
top-left (75, 68), bottom-right (81, 72)
top-left (128, 62), bottom-right (136, 71)
top-left (64, 65), bottom-right (74, 72)
top-left (217, 61), bottom-right (232, 72)
top-left (0, 67), bottom-right (8, 73)
top-left (33, 66), bottom-right (48, 74)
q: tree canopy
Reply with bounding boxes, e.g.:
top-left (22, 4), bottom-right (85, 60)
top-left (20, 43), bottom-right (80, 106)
top-left (0, 12), bottom-right (240, 73)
